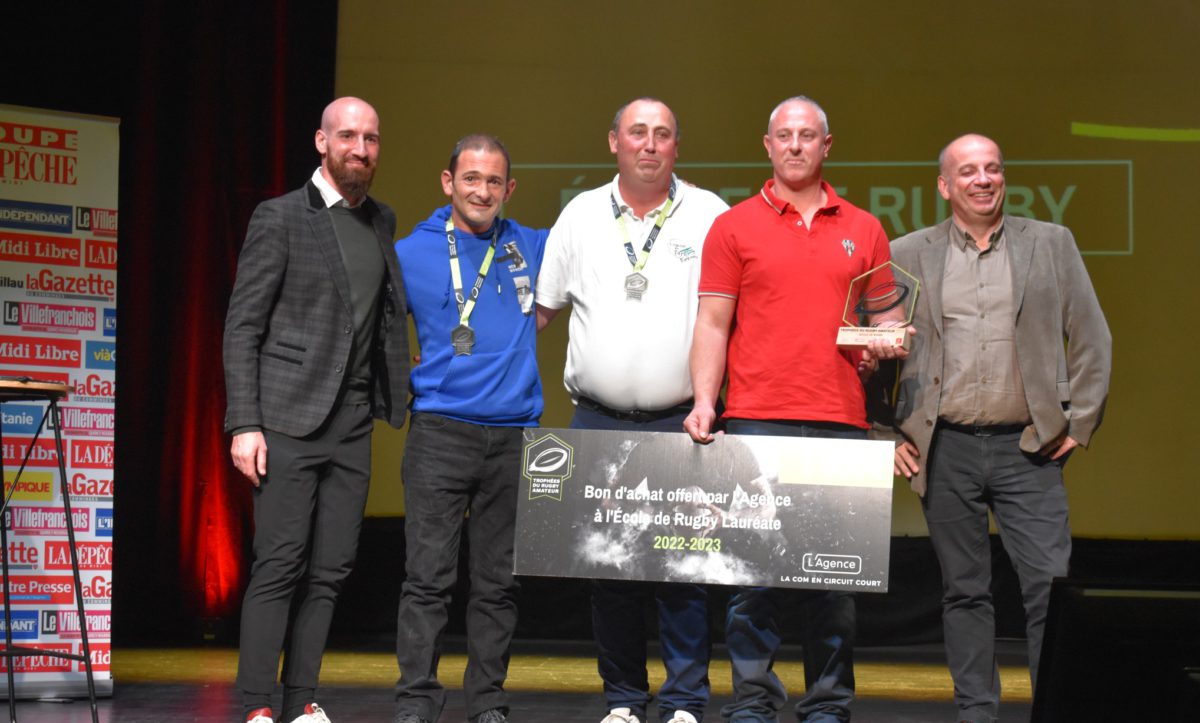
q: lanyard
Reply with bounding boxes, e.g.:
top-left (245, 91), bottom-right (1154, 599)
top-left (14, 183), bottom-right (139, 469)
top-left (445, 218), bottom-right (499, 327)
top-left (610, 180), bottom-right (676, 273)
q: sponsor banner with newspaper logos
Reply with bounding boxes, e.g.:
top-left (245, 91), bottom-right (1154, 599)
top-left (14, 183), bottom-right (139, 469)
top-left (0, 104), bottom-right (117, 699)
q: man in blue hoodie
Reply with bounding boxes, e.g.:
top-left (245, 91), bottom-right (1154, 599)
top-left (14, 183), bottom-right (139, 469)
top-left (392, 134), bottom-right (548, 723)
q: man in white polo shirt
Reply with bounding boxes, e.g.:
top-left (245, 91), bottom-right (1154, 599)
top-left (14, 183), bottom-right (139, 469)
top-left (536, 97), bottom-right (729, 723)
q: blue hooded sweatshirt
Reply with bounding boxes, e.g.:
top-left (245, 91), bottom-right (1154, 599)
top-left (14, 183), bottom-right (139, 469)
top-left (395, 205), bottom-right (548, 426)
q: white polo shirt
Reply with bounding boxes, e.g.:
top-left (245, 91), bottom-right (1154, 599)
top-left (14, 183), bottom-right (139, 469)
top-left (538, 174), bottom-right (729, 411)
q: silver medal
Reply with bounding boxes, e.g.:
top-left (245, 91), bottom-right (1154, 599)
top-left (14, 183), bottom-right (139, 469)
top-left (451, 324), bottom-right (475, 356)
top-left (624, 272), bottom-right (648, 301)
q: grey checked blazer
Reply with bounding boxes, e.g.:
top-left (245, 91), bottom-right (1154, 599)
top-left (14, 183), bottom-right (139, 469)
top-left (223, 181), bottom-right (410, 437)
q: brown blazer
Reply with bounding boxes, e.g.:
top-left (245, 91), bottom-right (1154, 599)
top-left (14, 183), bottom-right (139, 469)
top-left (869, 216), bottom-right (1111, 496)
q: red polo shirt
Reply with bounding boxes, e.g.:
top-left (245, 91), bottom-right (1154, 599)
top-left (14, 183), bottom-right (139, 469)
top-left (699, 180), bottom-right (892, 427)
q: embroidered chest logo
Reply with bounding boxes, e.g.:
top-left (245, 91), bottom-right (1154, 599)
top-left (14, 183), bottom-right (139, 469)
top-left (841, 238), bottom-right (855, 258)
top-left (670, 241), bottom-right (698, 262)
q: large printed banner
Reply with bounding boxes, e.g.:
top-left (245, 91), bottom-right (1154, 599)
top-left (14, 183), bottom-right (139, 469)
top-left (514, 429), bottom-right (894, 592)
top-left (0, 105), bottom-right (117, 698)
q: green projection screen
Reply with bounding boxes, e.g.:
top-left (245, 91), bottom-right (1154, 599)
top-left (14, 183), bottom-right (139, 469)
top-left (336, 1), bottom-right (1200, 539)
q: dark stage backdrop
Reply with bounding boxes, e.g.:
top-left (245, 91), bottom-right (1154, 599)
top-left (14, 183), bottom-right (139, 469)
top-left (4, 2), bottom-right (337, 642)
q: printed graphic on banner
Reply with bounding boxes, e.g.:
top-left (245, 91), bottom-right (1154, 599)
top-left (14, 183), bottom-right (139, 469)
top-left (43, 541), bottom-right (112, 571)
top-left (56, 405), bottom-right (114, 436)
top-left (68, 373), bottom-right (114, 404)
top-left (6, 506), bottom-right (90, 536)
top-left (74, 207), bottom-right (117, 237)
top-left (70, 439), bottom-right (113, 468)
top-left (4, 301), bottom-right (97, 334)
top-left (64, 471), bottom-right (113, 502)
top-left (0, 644), bottom-right (73, 674)
top-left (1, 103), bottom-right (118, 695)
top-left (3, 470), bottom-right (54, 502)
top-left (84, 239), bottom-right (116, 269)
top-left (23, 268), bottom-right (114, 302)
top-left (0, 118), bottom-right (79, 186)
top-left (0, 231), bottom-right (81, 267)
top-left (2, 437), bottom-right (59, 468)
top-left (83, 340), bottom-right (115, 370)
top-left (4, 540), bottom-right (40, 571)
top-left (0, 610), bottom-right (39, 641)
top-left (81, 642), bottom-right (111, 673)
top-left (521, 432), bottom-right (574, 501)
top-left (43, 610), bottom-right (111, 640)
top-left (0, 199), bottom-right (73, 234)
top-left (94, 507), bottom-right (112, 537)
top-left (1, 575), bottom-right (75, 605)
top-left (2, 404), bottom-right (43, 435)
top-left (515, 429), bottom-right (894, 591)
top-left (79, 574), bottom-right (111, 606)
top-left (0, 334), bottom-right (81, 367)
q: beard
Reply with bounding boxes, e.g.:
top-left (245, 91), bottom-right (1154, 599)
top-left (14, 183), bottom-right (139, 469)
top-left (326, 153), bottom-right (375, 202)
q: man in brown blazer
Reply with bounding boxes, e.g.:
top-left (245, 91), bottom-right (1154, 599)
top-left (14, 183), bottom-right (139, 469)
top-left (223, 97), bottom-right (409, 723)
top-left (870, 134), bottom-right (1111, 723)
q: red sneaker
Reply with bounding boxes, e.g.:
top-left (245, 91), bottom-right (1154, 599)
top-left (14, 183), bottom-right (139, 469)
top-left (289, 703), bottom-right (332, 723)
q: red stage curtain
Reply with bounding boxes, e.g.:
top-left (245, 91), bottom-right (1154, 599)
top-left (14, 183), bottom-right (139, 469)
top-left (111, 1), bottom-right (336, 637)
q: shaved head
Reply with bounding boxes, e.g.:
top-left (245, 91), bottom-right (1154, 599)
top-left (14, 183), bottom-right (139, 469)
top-left (321, 96), bottom-right (379, 135)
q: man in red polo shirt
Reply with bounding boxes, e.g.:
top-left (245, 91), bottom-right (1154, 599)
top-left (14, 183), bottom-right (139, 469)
top-left (685, 96), bottom-right (906, 722)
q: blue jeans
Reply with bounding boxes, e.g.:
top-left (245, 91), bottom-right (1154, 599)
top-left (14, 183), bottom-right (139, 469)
top-left (394, 413), bottom-right (522, 721)
top-left (721, 419), bottom-right (864, 723)
top-left (572, 404), bottom-right (711, 722)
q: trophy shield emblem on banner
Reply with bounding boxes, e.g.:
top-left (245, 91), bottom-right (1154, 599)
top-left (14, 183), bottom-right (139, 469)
top-left (836, 261), bottom-right (919, 351)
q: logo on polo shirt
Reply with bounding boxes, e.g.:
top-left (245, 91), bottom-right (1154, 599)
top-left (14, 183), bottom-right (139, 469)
top-left (841, 239), bottom-right (855, 258)
top-left (670, 241), bottom-right (697, 262)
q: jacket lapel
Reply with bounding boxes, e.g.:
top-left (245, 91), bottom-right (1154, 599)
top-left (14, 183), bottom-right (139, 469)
top-left (306, 181), bottom-right (354, 315)
top-left (1005, 215), bottom-right (1034, 321)
top-left (915, 219), bottom-right (951, 338)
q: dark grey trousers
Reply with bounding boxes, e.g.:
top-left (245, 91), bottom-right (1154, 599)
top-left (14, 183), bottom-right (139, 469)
top-left (923, 427), bottom-right (1071, 723)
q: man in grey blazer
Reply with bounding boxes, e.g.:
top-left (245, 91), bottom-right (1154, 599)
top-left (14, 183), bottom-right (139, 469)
top-left (870, 134), bottom-right (1111, 722)
top-left (223, 97), bottom-right (409, 723)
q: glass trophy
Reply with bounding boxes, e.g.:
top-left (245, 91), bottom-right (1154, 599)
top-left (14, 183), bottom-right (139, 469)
top-left (836, 261), bottom-right (919, 351)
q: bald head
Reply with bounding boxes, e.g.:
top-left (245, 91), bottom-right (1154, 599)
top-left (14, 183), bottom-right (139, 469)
top-left (938, 134), bottom-right (1003, 177)
top-left (321, 97), bottom-right (379, 136)
top-left (315, 96), bottom-right (381, 204)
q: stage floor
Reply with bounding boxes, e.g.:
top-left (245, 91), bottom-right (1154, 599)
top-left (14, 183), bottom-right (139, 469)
top-left (7, 640), bottom-right (1034, 722)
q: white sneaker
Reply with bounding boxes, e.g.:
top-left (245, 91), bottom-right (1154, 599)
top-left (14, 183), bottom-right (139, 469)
top-left (290, 703), bottom-right (332, 723)
top-left (600, 708), bottom-right (641, 723)
top-left (247, 710), bottom-right (274, 723)
top-left (666, 712), bottom-right (698, 723)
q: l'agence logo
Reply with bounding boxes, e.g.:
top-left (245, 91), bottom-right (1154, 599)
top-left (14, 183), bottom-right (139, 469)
top-left (801, 553), bottom-right (863, 576)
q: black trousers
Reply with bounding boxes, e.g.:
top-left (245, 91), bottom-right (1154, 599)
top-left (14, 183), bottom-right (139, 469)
top-left (236, 402), bottom-right (373, 708)
top-left (394, 413), bottom-right (522, 722)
